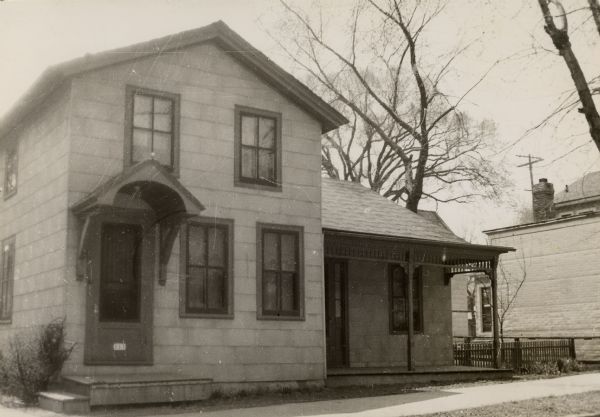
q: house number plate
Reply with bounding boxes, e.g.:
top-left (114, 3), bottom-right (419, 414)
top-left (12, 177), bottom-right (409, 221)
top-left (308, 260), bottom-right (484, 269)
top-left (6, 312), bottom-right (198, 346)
top-left (113, 342), bottom-right (127, 351)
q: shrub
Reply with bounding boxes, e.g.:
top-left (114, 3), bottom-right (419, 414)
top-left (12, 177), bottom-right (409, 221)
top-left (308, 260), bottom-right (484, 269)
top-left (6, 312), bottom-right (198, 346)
top-left (557, 357), bottom-right (582, 373)
top-left (524, 360), bottom-right (560, 375)
top-left (0, 318), bottom-right (74, 405)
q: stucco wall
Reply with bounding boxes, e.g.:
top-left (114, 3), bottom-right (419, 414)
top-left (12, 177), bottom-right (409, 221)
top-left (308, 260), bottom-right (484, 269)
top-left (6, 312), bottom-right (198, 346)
top-left (0, 85), bottom-right (72, 345)
top-left (346, 260), bottom-right (453, 367)
top-left (488, 215), bottom-right (600, 360)
top-left (62, 41), bottom-right (325, 382)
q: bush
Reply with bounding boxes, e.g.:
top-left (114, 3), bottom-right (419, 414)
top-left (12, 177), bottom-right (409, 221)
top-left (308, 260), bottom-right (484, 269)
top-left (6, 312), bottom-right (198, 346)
top-left (0, 318), bottom-right (74, 405)
top-left (524, 360), bottom-right (560, 375)
top-left (557, 357), bottom-right (582, 373)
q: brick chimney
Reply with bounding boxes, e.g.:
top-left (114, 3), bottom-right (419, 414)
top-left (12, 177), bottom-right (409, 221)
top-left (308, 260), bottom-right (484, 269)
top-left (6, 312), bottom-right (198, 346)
top-left (532, 178), bottom-right (554, 222)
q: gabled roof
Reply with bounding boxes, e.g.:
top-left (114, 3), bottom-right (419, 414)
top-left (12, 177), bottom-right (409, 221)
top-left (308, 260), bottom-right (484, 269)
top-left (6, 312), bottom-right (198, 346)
top-left (554, 170), bottom-right (600, 207)
top-left (0, 21), bottom-right (347, 139)
top-left (321, 178), bottom-right (467, 245)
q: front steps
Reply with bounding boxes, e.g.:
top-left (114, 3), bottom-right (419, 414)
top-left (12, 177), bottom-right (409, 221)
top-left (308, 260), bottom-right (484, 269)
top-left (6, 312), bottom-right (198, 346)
top-left (39, 373), bottom-right (213, 413)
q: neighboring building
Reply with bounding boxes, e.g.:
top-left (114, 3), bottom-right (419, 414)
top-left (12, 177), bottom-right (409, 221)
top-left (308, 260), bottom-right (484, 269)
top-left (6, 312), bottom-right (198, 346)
top-left (451, 272), bottom-right (492, 338)
top-left (0, 21), bottom-right (511, 407)
top-left (485, 174), bottom-right (600, 360)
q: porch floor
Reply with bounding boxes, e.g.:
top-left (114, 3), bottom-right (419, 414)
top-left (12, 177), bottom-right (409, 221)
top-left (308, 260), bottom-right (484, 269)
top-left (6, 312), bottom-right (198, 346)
top-left (326, 365), bottom-right (512, 387)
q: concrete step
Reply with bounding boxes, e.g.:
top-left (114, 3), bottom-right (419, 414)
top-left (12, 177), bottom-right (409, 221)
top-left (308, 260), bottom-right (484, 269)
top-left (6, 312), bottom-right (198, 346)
top-left (38, 391), bottom-right (90, 415)
top-left (61, 373), bottom-right (213, 407)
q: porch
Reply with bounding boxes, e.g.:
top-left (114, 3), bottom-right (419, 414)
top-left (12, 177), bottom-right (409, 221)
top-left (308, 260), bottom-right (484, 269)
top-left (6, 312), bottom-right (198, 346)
top-left (326, 365), bottom-right (513, 387)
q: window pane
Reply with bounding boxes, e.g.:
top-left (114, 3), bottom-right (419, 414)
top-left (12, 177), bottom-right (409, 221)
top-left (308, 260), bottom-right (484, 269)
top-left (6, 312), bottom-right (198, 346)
top-left (207, 227), bottom-right (226, 267)
top-left (132, 129), bottom-right (152, 163)
top-left (258, 117), bottom-right (275, 148)
top-left (263, 271), bottom-right (278, 312)
top-left (153, 98), bottom-right (172, 132)
top-left (153, 132), bottom-right (172, 166)
top-left (188, 225), bottom-right (206, 266)
top-left (263, 232), bottom-right (279, 270)
top-left (281, 272), bottom-right (296, 312)
top-left (133, 95), bottom-right (152, 128)
top-left (187, 267), bottom-right (206, 310)
top-left (258, 150), bottom-right (275, 182)
top-left (392, 267), bottom-right (405, 297)
top-left (241, 147), bottom-right (257, 179)
top-left (5, 150), bottom-right (17, 194)
top-left (280, 233), bottom-right (297, 272)
top-left (393, 310), bottom-right (406, 331)
top-left (241, 115), bottom-right (257, 146)
top-left (207, 268), bottom-right (225, 310)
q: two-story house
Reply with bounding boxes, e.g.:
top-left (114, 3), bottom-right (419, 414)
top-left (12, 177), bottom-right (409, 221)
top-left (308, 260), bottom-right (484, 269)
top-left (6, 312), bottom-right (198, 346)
top-left (0, 21), bottom-right (512, 410)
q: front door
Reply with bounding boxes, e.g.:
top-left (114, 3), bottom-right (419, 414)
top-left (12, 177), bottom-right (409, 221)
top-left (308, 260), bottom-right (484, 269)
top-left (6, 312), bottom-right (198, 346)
top-left (325, 258), bottom-right (348, 368)
top-left (85, 220), bottom-right (154, 365)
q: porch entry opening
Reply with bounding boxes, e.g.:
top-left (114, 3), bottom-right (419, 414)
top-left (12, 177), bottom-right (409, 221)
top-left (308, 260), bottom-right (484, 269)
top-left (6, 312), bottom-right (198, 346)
top-left (325, 258), bottom-right (348, 368)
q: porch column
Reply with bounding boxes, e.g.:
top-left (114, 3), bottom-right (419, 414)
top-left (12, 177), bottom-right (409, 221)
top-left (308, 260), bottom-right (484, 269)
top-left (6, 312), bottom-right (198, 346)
top-left (406, 248), bottom-right (415, 371)
top-left (490, 256), bottom-right (501, 369)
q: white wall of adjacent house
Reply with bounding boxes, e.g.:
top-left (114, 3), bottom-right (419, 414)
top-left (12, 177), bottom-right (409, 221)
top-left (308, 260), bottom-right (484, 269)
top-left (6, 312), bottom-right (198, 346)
top-left (489, 214), bottom-right (600, 360)
top-left (61, 41), bottom-right (325, 382)
top-left (0, 85), bottom-right (72, 344)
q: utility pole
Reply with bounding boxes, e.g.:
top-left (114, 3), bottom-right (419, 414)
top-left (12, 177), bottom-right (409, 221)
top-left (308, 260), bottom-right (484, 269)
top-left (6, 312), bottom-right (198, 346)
top-left (516, 154), bottom-right (544, 207)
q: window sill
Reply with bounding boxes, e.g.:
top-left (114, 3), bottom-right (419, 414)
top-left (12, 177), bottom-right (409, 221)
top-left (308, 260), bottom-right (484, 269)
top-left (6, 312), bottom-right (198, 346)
top-left (257, 313), bottom-right (305, 321)
top-left (234, 179), bottom-right (282, 192)
top-left (390, 331), bottom-right (425, 336)
top-left (3, 191), bottom-right (16, 201)
top-left (179, 312), bottom-right (234, 320)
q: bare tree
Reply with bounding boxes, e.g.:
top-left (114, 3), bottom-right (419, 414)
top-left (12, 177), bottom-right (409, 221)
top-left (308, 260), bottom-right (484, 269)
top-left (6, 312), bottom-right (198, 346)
top-left (589, 0), bottom-right (600, 37)
top-left (496, 253), bottom-right (528, 341)
top-left (537, 0), bottom-right (600, 152)
top-left (275, 0), bottom-right (508, 212)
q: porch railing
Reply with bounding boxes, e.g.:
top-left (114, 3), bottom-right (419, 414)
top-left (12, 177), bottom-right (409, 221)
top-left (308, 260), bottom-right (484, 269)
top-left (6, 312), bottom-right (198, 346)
top-left (453, 337), bottom-right (576, 370)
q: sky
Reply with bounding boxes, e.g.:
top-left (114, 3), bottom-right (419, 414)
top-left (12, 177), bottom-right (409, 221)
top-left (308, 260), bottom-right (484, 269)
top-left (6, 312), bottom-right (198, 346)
top-left (0, 0), bottom-right (599, 242)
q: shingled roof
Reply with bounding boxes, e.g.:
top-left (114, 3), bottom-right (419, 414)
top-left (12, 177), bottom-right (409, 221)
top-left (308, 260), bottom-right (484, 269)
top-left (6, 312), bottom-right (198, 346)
top-left (321, 178), bottom-right (467, 245)
top-left (0, 21), bottom-right (347, 140)
top-left (554, 170), bottom-right (600, 206)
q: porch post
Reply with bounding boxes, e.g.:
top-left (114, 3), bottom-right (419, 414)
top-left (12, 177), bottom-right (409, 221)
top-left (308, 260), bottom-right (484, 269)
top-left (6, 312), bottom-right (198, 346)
top-left (406, 248), bottom-right (415, 371)
top-left (490, 256), bottom-right (501, 369)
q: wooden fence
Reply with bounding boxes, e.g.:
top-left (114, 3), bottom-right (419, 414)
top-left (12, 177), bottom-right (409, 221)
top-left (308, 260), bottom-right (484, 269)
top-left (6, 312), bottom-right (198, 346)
top-left (453, 338), bottom-right (576, 370)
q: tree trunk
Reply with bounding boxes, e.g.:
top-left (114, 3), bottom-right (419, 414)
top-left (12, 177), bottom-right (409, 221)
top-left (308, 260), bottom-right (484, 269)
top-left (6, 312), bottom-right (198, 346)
top-left (538, 0), bottom-right (600, 153)
top-left (589, 0), bottom-right (600, 37)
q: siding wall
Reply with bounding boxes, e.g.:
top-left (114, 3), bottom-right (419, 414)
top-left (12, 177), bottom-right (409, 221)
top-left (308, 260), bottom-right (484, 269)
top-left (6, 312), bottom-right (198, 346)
top-left (347, 260), bottom-right (453, 367)
top-left (0, 85), bottom-right (72, 345)
top-left (489, 215), bottom-right (600, 360)
top-left (62, 42), bottom-right (325, 382)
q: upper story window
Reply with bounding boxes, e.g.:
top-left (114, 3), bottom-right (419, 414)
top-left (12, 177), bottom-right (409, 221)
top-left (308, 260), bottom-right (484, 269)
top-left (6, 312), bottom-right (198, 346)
top-left (0, 236), bottom-right (15, 322)
top-left (389, 265), bottom-right (423, 333)
top-left (4, 147), bottom-right (18, 199)
top-left (234, 106), bottom-right (282, 190)
top-left (125, 86), bottom-right (180, 174)
top-left (257, 223), bottom-right (304, 320)
top-left (180, 218), bottom-right (234, 318)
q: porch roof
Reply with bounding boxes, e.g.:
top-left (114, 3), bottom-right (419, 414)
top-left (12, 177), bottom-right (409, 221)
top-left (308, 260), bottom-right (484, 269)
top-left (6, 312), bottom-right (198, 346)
top-left (322, 178), bottom-right (500, 247)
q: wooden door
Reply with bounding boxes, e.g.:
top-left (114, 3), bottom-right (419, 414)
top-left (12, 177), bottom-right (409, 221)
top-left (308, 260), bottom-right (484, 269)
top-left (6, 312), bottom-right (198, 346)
top-left (85, 221), bottom-right (154, 365)
top-left (325, 259), bottom-right (348, 368)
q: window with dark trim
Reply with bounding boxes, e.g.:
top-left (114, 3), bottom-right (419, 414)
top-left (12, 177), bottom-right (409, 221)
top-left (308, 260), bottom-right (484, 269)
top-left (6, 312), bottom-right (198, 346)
top-left (4, 147), bottom-right (17, 199)
top-left (257, 223), bottom-right (303, 319)
top-left (180, 218), bottom-right (233, 317)
top-left (480, 286), bottom-right (493, 333)
top-left (389, 264), bottom-right (423, 333)
top-left (234, 106), bottom-right (282, 190)
top-left (125, 86), bottom-right (180, 173)
top-left (0, 236), bottom-right (15, 322)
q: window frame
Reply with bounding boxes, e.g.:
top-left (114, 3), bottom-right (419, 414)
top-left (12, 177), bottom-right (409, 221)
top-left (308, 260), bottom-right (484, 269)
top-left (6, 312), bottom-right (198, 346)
top-left (3, 145), bottom-right (18, 200)
top-left (480, 285), bottom-right (493, 334)
top-left (0, 235), bottom-right (16, 323)
top-left (388, 264), bottom-right (424, 334)
top-left (179, 217), bottom-right (234, 319)
top-left (124, 85), bottom-right (181, 176)
top-left (256, 223), bottom-right (304, 321)
top-left (234, 105), bottom-right (282, 191)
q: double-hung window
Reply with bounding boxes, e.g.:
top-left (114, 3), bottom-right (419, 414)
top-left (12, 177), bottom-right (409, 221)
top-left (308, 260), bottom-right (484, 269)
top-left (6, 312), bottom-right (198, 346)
top-left (125, 86), bottom-right (180, 173)
top-left (257, 224), bottom-right (303, 319)
top-left (480, 286), bottom-right (493, 333)
top-left (389, 265), bottom-right (423, 333)
top-left (4, 147), bottom-right (17, 199)
top-left (234, 106), bottom-right (281, 189)
top-left (180, 219), bottom-right (233, 317)
top-left (0, 236), bottom-right (15, 322)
